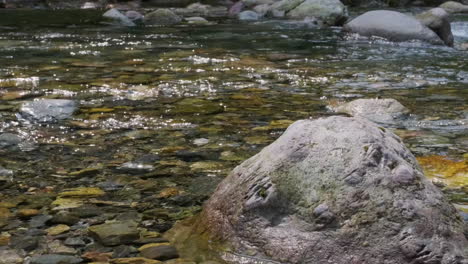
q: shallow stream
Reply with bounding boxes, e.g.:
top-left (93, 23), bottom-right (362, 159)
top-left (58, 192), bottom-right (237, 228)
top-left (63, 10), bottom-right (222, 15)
top-left (0, 9), bottom-right (467, 261)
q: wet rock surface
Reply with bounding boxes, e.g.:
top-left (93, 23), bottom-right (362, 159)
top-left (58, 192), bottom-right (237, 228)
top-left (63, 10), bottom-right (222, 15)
top-left (344, 10), bottom-right (445, 45)
top-left (0, 6), bottom-right (466, 264)
top-left (19, 99), bottom-right (77, 123)
top-left (144, 9), bottom-right (182, 25)
top-left (332, 98), bottom-right (410, 125)
top-left (178, 116), bottom-right (468, 263)
top-left (416, 7), bottom-right (454, 46)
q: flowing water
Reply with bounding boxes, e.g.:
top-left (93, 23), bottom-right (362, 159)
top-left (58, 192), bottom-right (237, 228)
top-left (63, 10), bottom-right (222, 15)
top-left (0, 9), bottom-right (467, 259)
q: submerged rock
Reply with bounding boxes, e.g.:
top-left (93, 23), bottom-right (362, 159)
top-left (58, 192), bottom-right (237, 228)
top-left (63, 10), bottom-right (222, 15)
top-left (20, 99), bottom-right (77, 123)
top-left (286, 0), bottom-right (348, 26)
top-left (344, 10), bottom-right (444, 45)
top-left (103, 8), bottom-right (137, 27)
top-left (144, 9), bottom-right (182, 25)
top-left (88, 220), bottom-right (140, 246)
top-left (30, 254), bottom-right (82, 264)
top-left (440, 1), bottom-right (468, 14)
top-left (416, 7), bottom-right (454, 46)
top-left (333, 98), bottom-right (409, 125)
top-left (172, 116), bottom-right (468, 263)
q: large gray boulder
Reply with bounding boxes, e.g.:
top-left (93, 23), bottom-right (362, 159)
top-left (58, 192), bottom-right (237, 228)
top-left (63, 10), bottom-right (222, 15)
top-left (344, 10), bottom-right (445, 45)
top-left (416, 7), bottom-right (454, 46)
top-left (180, 116), bottom-right (468, 263)
top-left (20, 99), bottom-right (76, 123)
top-left (286, 0), bottom-right (348, 26)
top-left (440, 1), bottom-right (468, 14)
top-left (333, 98), bottom-right (409, 125)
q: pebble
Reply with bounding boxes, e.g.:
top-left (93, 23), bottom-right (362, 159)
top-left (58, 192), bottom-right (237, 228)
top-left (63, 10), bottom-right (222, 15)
top-left (0, 249), bottom-right (23, 264)
top-left (88, 220), bottom-right (140, 246)
top-left (30, 254), bottom-right (82, 264)
top-left (193, 138), bottom-right (209, 146)
top-left (17, 208), bottom-right (40, 218)
top-left (46, 224), bottom-right (71, 236)
top-left (138, 243), bottom-right (179, 260)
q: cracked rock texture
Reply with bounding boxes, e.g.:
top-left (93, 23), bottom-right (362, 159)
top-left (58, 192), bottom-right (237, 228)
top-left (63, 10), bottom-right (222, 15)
top-left (189, 116), bottom-right (467, 264)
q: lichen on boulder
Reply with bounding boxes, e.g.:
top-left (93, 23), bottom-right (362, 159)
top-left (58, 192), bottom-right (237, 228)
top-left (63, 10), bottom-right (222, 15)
top-left (167, 116), bottom-right (468, 264)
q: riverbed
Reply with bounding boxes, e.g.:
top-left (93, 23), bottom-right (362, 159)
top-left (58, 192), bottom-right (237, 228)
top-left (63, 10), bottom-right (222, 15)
top-left (0, 9), bottom-right (467, 262)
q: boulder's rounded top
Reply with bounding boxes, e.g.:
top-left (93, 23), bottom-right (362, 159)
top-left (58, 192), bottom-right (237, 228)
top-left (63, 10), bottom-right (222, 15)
top-left (193, 116), bottom-right (467, 264)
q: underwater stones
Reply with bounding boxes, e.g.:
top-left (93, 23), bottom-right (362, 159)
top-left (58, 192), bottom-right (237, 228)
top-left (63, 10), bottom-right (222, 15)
top-left (0, 166), bottom-right (13, 183)
top-left (46, 224), bottom-right (71, 236)
top-left (103, 8), bottom-right (136, 27)
top-left (118, 162), bottom-right (155, 174)
top-left (439, 1), bottom-right (468, 14)
top-left (417, 155), bottom-right (467, 188)
top-left (333, 98), bottom-right (409, 125)
top-left (88, 220), bottom-right (140, 246)
top-left (186, 116), bottom-right (467, 264)
top-left (30, 254), bottom-right (82, 264)
top-left (344, 10), bottom-right (445, 45)
top-left (416, 7), bottom-right (454, 46)
top-left (144, 9), bottom-right (182, 25)
top-left (171, 98), bottom-right (224, 115)
top-left (286, 0), bottom-right (348, 26)
top-left (139, 243), bottom-right (179, 260)
top-left (20, 99), bottom-right (76, 123)
top-left (0, 249), bottom-right (23, 264)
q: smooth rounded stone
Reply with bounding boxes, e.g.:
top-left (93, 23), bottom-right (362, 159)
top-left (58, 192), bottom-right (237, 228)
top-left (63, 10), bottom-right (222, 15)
top-left (88, 220), bottom-right (140, 246)
top-left (253, 4), bottom-right (270, 16)
top-left (238, 10), bottom-right (260, 21)
top-left (0, 166), bottom-right (13, 183)
top-left (49, 211), bottom-right (80, 225)
top-left (20, 99), bottom-right (77, 123)
top-left (126, 10), bottom-right (144, 24)
top-left (118, 162), bottom-right (155, 174)
top-left (268, 0), bottom-right (304, 18)
top-left (10, 235), bottom-right (39, 251)
top-left (81, 2), bottom-right (99, 9)
top-left (103, 8), bottom-right (137, 27)
top-left (286, 0), bottom-right (348, 26)
top-left (17, 208), bottom-right (40, 218)
top-left (46, 224), bottom-right (71, 236)
top-left (333, 98), bottom-right (409, 125)
top-left (440, 1), bottom-right (468, 13)
top-left (113, 245), bottom-right (138, 258)
top-left (30, 254), bottom-right (82, 264)
top-left (0, 249), bottom-right (23, 264)
top-left (29, 214), bottom-right (53, 228)
top-left (139, 243), bottom-right (179, 260)
top-left (416, 8), bottom-right (454, 46)
top-left (172, 116), bottom-right (468, 263)
top-left (193, 138), bottom-right (209, 146)
top-left (143, 9), bottom-right (182, 25)
top-left (64, 237), bottom-right (86, 247)
top-left (184, 17), bottom-right (209, 24)
top-left (47, 240), bottom-right (77, 255)
top-left (343, 10), bottom-right (444, 45)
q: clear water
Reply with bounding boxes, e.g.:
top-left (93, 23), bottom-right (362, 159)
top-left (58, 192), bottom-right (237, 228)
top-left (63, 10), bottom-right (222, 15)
top-left (0, 10), bottom-right (466, 239)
